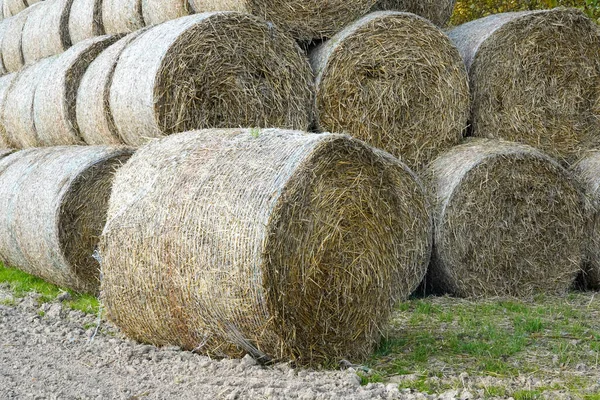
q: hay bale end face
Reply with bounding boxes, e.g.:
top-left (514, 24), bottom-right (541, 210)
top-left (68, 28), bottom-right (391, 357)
top-left (448, 8), bottom-right (600, 163)
top-left (2, 4), bottom-right (39, 72)
top-left (77, 29), bottom-right (148, 145)
top-left (571, 151), bottom-right (600, 290)
top-left (142, 0), bottom-right (189, 26)
top-left (69, 0), bottom-right (104, 44)
top-left (0, 146), bottom-right (132, 294)
top-left (109, 13), bottom-right (314, 146)
top-left (371, 0), bottom-right (456, 26)
top-left (102, 0), bottom-right (143, 34)
top-left (21, 0), bottom-right (74, 66)
top-left (310, 11), bottom-right (469, 171)
top-left (100, 128), bottom-right (432, 364)
top-left (35, 35), bottom-right (121, 147)
top-left (0, 73), bottom-right (16, 148)
top-left (425, 139), bottom-right (585, 298)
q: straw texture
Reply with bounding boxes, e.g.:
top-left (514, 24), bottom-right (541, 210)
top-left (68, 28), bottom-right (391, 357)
top-left (0, 146), bottom-right (132, 294)
top-left (371, 0), bottom-right (456, 26)
top-left (69, 0), bottom-right (104, 44)
top-left (109, 13), bottom-right (313, 146)
top-left (4, 0), bottom-right (26, 17)
top-left (34, 35), bottom-right (120, 147)
top-left (0, 73), bottom-right (16, 147)
top-left (100, 128), bottom-right (432, 364)
top-left (0, 20), bottom-right (8, 74)
top-left (102, 0), bottom-right (144, 34)
top-left (448, 8), bottom-right (600, 163)
top-left (142, 0), bottom-right (189, 25)
top-left (2, 4), bottom-right (38, 72)
top-left (424, 139), bottom-right (585, 298)
top-left (310, 11), bottom-right (469, 171)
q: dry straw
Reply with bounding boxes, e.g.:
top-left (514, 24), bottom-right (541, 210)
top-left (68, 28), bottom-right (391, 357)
top-left (109, 13), bottom-right (314, 146)
top-left (0, 73), bottom-right (16, 147)
top-left (4, 0), bottom-right (27, 17)
top-left (77, 29), bottom-right (147, 145)
top-left (1, 4), bottom-right (39, 72)
top-left (69, 0), bottom-right (104, 44)
top-left (371, 0), bottom-right (456, 26)
top-left (571, 151), bottom-right (600, 290)
top-left (2, 57), bottom-right (57, 148)
top-left (0, 20), bottom-right (8, 74)
top-left (34, 35), bottom-right (120, 146)
top-left (142, 0), bottom-right (189, 25)
top-left (100, 128), bottom-right (432, 364)
top-left (102, 0), bottom-right (144, 34)
top-left (188, 0), bottom-right (377, 41)
top-left (22, 0), bottom-right (74, 65)
top-left (0, 146), bottom-right (132, 294)
top-left (448, 8), bottom-right (600, 163)
top-left (424, 139), bottom-right (585, 298)
top-left (310, 11), bottom-right (469, 171)
top-left (0, 149), bottom-right (13, 158)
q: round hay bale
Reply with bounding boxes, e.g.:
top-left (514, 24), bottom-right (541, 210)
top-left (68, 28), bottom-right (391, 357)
top-left (34, 35), bottom-right (120, 147)
top-left (0, 20), bottom-right (9, 75)
top-left (188, 0), bottom-right (376, 41)
top-left (310, 11), bottom-right (469, 171)
top-left (448, 8), bottom-right (600, 163)
top-left (69, 0), bottom-right (104, 44)
top-left (0, 149), bottom-right (13, 158)
top-left (0, 1), bottom-right (5, 20)
top-left (21, 0), bottom-right (74, 66)
top-left (0, 73), bottom-right (16, 147)
top-left (100, 128), bottom-right (432, 363)
top-left (102, 0), bottom-right (143, 34)
top-left (142, 0), bottom-right (189, 26)
top-left (0, 146), bottom-right (132, 294)
top-left (4, 0), bottom-right (26, 17)
top-left (2, 57), bottom-right (57, 148)
top-left (1, 4), bottom-right (39, 72)
top-left (109, 13), bottom-right (314, 147)
top-left (424, 138), bottom-right (585, 298)
top-left (77, 29), bottom-right (148, 145)
top-left (571, 151), bottom-right (600, 290)
top-left (371, 0), bottom-right (455, 26)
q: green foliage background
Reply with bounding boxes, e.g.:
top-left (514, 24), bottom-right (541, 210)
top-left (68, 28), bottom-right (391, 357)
top-left (451, 0), bottom-right (600, 24)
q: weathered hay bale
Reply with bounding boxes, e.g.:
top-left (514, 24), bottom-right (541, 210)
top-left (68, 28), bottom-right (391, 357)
top-left (21, 0), bottom-right (73, 66)
top-left (4, 0), bottom-right (26, 17)
top-left (1, 4), bottom-right (39, 72)
top-left (0, 20), bottom-right (8, 74)
top-left (69, 0), bottom-right (104, 44)
top-left (2, 57), bottom-right (57, 148)
top-left (102, 0), bottom-right (143, 34)
top-left (142, 0), bottom-right (189, 26)
top-left (0, 146), bottom-right (132, 294)
top-left (110, 13), bottom-right (314, 146)
top-left (571, 151), bottom-right (600, 290)
top-left (0, 73), bottom-right (16, 147)
top-left (371, 0), bottom-right (456, 26)
top-left (425, 139), bottom-right (585, 298)
top-left (188, 0), bottom-right (376, 41)
top-left (34, 35), bottom-right (120, 147)
top-left (77, 29), bottom-right (147, 145)
top-left (310, 12), bottom-right (469, 171)
top-left (100, 128), bottom-right (432, 364)
top-left (448, 8), bottom-right (600, 163)
top-left (0, 149), bottom-right (13, 158)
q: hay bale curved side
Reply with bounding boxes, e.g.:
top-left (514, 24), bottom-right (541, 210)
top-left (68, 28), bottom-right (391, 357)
top-left (110, 13), bottom-right (314, 146)
top-left (0, 73), bottom-right (16, 147)
top-left (2, 57), bottom-right (57, 148)
top-left (0, 146), bottom-right (132, 294)
top-left (21, 0), bottom-right (74, 65)
top-left (424, 139), bottom-right (585, 298)
top-left (69, 0), bottom-right (104, 44)
top-left (4, 0), bottom-right (26, 17)
top-left (310, 11), bottom-right (469, 171)
top-left (571, 151), bottom-right (600, 290)
top-left (34, 35), bottom-right (120, 146)
top-left (77, 29), bottom-right (147, 145)
top-left (100, 128), bottom-right (432, 364)
top-left (371, 0), bottom-right (456, 26)
top-left (142, 0), bottom-right (189, 25)
top-left (0, 20), bottom-right (9, 74)
top-left (102, 0), bottom-right (143, 34)
top-left (448, 8), bottom-right (600, 162)
top-left (1, 4), bottom-right (39, 72)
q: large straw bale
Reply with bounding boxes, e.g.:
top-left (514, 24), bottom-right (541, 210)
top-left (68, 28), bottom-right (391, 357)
top-left (0, 146), bottom-right (132, 294)
top-left (77, 29), bottom-right (147, 145)
top-left (1, 4), bottom-right (39, 72)
top-left (0, 20), bottom-right (8, 74)
top-left (310, 12), bottom-right (469, 171)
top-left (142, 0), bottom-right (189, 25)
top-left (102, 0), bottom-right (143, 34)
top-left (34, 35), bottom-right (120, 147)
top-left (0, 73), bottom-right (16, 147)
top-left (2, 57), bottom-right (57, 148)
top-left (188, 0), bottom-right (377, 41)
top-left (21, 0), bottom-right (74, 65)
top-left (100, 128), bottom-right (432, 364)
top-left (371, 0), bottom-right (456, 26)
top-left (4, 0), bottom-right (26, 17)
top-left (448, 8), bottom-right (600, 163)
top-left (69, 0), bottom-right (104, 44)
top-left (109, 13), bottom-right (313, 146)
top-left (425, 139), bottom-right (585, 298)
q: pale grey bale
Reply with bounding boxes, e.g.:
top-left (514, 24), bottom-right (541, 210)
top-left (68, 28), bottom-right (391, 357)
top-left (69, 0), bottom-right (104, 44)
